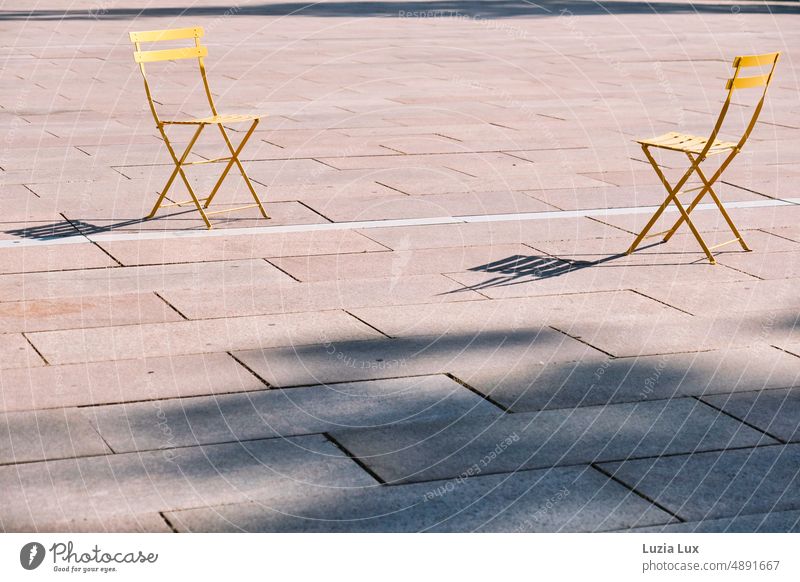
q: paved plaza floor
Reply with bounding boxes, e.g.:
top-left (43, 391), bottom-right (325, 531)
top-left (1, 0), bottom-right (799, 532)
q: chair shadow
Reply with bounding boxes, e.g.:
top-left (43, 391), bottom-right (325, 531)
top-left (447, 242), bottom-right (666, 293)
top-left (3, 216), bottom-right (167, 240)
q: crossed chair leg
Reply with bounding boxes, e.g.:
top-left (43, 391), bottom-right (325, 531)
top-left (626, 146), bottom-right (748, 265)
top-left (148, 119), bottom-right (269, 229)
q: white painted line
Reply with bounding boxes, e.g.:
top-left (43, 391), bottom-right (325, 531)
top-left (0, 197), bottom-right (797, 251)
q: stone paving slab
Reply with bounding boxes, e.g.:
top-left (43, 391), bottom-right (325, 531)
top-left (96, 230), bottom-right (387, 266)
top-left (0, 408), bottom-right (110, 465)
top-left (330, 398), bottom-right (773, 484)
top-left (0, 353), bottom-right (265, 413)
top-left (84, 375), bottom-right (500, 453)
top-left (166, 466), bottom-right (673, 533)
top-left (349, 291), bottom-right (686, 340)
top-left (234, 330), bottom-right (602, 388)
top-left (445, 260), bottom-right (754, 301)
top-left (0, 435), bottom-right (374, 531)
top-left (0, 258), bottom-right (293, 301)
top-left (4, 513), bottom-right (174, 534)
top-left (0, 292), bottom-right (183, 333)
top-left (159, 274), bottom-right (482, 319)
top-left (0, 334), bottom-right (45, 369)
top-left (454, 347), bottom-right (800, 413)
top-left (718, 249), bottom-right (800, 279)
top-left (557, 309), bottom-right (798, 357)
top-left (600, 445), bottom-right (800, 522)
top-left (636, 278), bottom-right (799, 316)
top-left (25, 310), bottom-right (381, 365)
top-left (701, 388), bottom-right (800, 443)
top-left (629, 511), bottom-right (800, 533)
top-left (0, 244), bottom-right (116, 275)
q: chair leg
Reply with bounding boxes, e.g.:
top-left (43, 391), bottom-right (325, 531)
top-left (627, 145), bottom-right (699, 255)
top-left (695, 163), bottom-right (750, 251)
top-left (671, 195), bottom-right (716, 264)
top-left (149, 125), bottom-right (206, 221)
top-left (204, 120), bottom-right (269, 219)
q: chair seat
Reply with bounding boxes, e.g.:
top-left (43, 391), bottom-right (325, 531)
top-left (637, 132), bottom-right (737, 156)
top-left (162, 113), bottom-right (263, 125)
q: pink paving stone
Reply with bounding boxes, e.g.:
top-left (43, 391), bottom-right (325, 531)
top-left (0, 292), bottom-right (183, 333)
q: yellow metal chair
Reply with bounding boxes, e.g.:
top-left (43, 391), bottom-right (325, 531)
top-left (130, 27), bottom-right (269, 229)
top-left (627, 52), bottom-right (780, 264)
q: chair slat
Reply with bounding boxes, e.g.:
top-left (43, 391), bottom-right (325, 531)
top-left (726, 74), bottom-right (771, 90)
top-left (129, 27), bottom-right (204, 43)
top-left (733, 52), bottom-right (779, 68)
top-left (134, 46), bottom-right (208, 63)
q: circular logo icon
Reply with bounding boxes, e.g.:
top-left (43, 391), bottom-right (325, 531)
top-left (20, 542), bottom-right (46, 570)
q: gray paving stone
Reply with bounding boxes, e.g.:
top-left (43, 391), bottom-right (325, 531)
top-left (84, 375), bottom-right (500, 452)
top-left (166, 466), bottom-right (673, 532)
top-left (0, 408), bottom-right (110, 464)
top-left (331, 398), bottom-right (774, 484)
top-left (629, 510), bottom-right (800, 533)
top-left (0, 435), bottom-right (374, 530)
top-left (600, 445), bottom-right (800, 522)
top-left (702, 388), bottom-right (800, 443)
top-left (4, 513), bottom-right (174, 534)
top-left (455, 347), bottom-right (800, 412)
top-left (234, 329), bottom-right (602, 387)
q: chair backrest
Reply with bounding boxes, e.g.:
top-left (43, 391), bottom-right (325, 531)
top-left (702, 51), bottom-right (780, 157)
top-left (129, 27), bottom-right (216, 125)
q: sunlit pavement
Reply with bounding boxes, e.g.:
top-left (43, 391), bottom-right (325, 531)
top-left (1, 0), bottom-right (799, 532)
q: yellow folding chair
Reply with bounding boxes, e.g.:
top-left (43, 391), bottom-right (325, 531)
top-left (130, 26), bottom-right (269, 229)
top-left (627, 52), bottom-right (780, 264)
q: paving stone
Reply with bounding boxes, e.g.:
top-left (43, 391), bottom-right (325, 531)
top-left (718, 249), bottom-right (800, 279)
top-left (599, 445), bottom-right (800, 521)
top-left (330, 398), bottom-right (774, 484)
top-left (637, 278), bottom-right (799, 316)
top-left (0, 292), bottom-right (183, 333)
top-left (0, 244), bottom-right (116, 275)
top-left (702, 387), bottom-right (800, 443)
top-left (3, 513), bottom-right (175, 534)
top-left (0, 334), bottom-right (44, 369)
top-left (26, 310), bottom-right (381, 365)
top-left (270, 244), bottom-right (531, 282)
top-left (0, 408), bottom-right (110, 464)
top-left (558, 309), bottom-right (798, 357)
top-left (0, 435), bottom-right (374, 529)
top-left (96, 230), bottom-right (386, 266)
top-left (159, 274), bottom-right (483, 319)
top-left (0, 258), bottom-right (292, 301)
top-left (302, 191), bottom-right (555, 222)
top-left (446, 259), bottom-right (753, 300)
top-left (234, 329), bottom-right (602, 388)
top-left (455, 346), bottom-right (800, 412)
top-left (0, 353), bottom-right (265, 413)
top-left (84, 375), bottom-right (499, 452)
top-left (349, 291), bottom-right (686, 339)
top-left (166, 466), bottom-right (673, 532)
top-left (629, 511), bottom-right (800, 533)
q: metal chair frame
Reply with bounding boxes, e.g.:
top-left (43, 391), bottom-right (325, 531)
top-left (130, 26), bottom-right (269, 229)
top-left (627, 52), bottom-right (780, 264)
